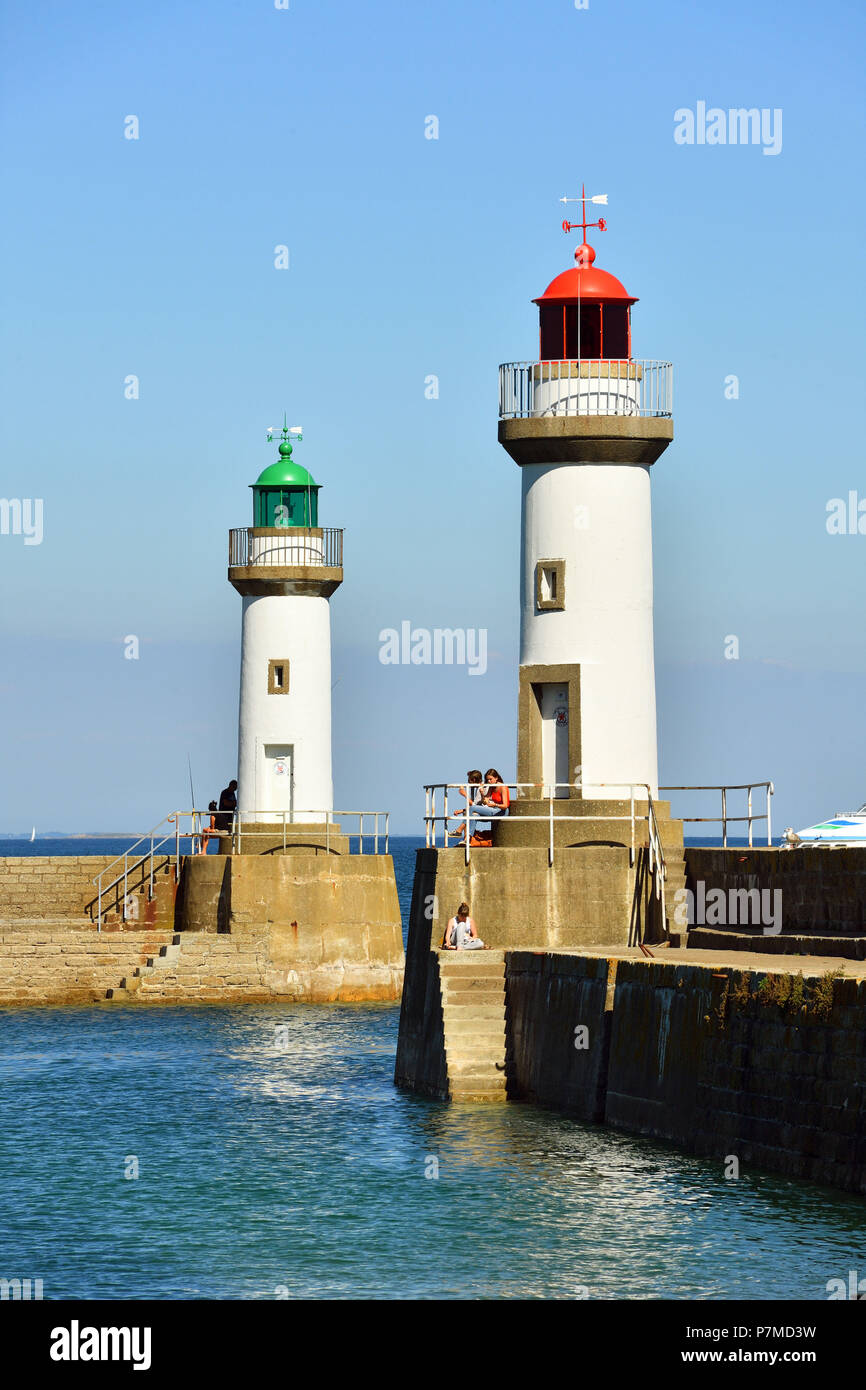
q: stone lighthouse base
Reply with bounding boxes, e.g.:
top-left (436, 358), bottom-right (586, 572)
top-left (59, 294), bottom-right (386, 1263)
top-left (170, 852), bottom-right (404, 1001)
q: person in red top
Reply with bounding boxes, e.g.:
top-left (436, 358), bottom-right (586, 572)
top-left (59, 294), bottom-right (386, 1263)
top-left (467, 768), bottom-right (510, 846)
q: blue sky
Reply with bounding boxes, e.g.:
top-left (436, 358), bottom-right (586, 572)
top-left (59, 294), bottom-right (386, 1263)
top-left (0, 0), bottom-right (864, 833)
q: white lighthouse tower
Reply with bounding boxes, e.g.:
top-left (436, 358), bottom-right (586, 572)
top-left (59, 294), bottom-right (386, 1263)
top-left (228, 423), bottom-right (343, 826)
top-left (498, 193), bottom-right (673, 809)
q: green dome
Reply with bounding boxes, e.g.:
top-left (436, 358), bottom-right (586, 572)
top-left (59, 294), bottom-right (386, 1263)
top-left (253, 460), bottom-right (318, 488)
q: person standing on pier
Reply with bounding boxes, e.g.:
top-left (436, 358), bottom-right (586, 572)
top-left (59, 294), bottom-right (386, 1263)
top-left (216, 780), bottom-right (238, 832)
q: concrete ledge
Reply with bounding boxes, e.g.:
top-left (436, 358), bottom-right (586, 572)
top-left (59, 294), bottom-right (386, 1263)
top-left (498, 416), bottom-right (673, 466)
top-left (688, 928), bottom-right (866, 960)
top-left (227, 565), bottom-right (343, 597)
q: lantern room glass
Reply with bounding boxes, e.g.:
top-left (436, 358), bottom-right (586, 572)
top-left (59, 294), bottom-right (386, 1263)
top-left (253, 486), bottom-right (319, 528)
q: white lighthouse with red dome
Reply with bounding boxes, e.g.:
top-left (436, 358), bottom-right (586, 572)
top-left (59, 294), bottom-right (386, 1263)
top-left (498, 192), bottom-right (673, 808)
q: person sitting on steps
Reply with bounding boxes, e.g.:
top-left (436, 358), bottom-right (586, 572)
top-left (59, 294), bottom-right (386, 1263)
top-left (442, 902), bottom-right (486, 950)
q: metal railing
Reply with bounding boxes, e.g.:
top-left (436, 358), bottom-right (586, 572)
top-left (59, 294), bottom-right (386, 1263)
top-left (91, 806), bottom-right (389, 929)
top-left (425, 780), bottom-right (669, 937)
top-left (659, 782), bottom-right (774, 848)
top-left (230, 809), bottom-right (389, 856)
top-left (228, 526), bottom-right (343, 569)
top-left (92, 814), bottom-right (187, 931)
top-left (424, 781), bottom-right (665, 870)
top-left (499, 359), bottom-right (673, 419)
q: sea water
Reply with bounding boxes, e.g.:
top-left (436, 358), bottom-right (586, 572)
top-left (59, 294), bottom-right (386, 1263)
top-left (0, 838), bottom-right (862, 1300)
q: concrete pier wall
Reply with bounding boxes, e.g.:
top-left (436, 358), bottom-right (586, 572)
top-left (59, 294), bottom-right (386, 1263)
top-left (407, 845), bottom-right (662, 952)
top-left (0, 852), bottom-right (404, 1004)
top-left (175, 853), bottom-right (405, 1001)
top-left (505, 951), bottom-right (866, 1195)
top-left (0, 856), bottom-right (119, 921)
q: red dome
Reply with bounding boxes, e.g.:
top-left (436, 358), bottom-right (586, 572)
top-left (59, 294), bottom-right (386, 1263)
top-left (534, 246), bottom-right (637, 305)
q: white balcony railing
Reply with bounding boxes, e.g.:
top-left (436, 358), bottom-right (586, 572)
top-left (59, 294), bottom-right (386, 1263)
top-left (499, 360), bottom-right (673, 420)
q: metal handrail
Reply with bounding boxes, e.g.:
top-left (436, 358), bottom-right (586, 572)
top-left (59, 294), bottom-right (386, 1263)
top-left (659, 782), bottom-right (774, 848)
top-left (426, 779), bottom-right (670, 940)
top-left (92, 815), bottom-right (183, 931)
top-left (498, 359), bottom-right (673, 419)
top-left (91, 805), bottom-right (390, 930)
top-left (425, 781), bottom-right (658, 868)
top-left (230, 809), bottom-right (389, 856)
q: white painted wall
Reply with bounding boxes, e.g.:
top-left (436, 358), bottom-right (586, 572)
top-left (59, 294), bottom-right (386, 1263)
top-left (249, 532), bottom-right (324, 565)
top-left (237, 593), bottom-right (333, 822)
top-left (533, 374), bottom-right (640, 418)
top-left (520, 461), bottom-right (658, 799)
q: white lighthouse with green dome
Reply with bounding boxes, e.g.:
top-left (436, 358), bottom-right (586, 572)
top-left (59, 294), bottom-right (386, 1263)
top-left (228, 423), bottom-right (344, 825)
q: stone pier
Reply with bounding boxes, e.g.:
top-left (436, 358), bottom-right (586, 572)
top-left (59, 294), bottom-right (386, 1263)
top-left (0, 846), bottom-right (404, 1005)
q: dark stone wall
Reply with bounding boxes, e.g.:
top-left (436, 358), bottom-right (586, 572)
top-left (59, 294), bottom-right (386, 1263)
top-left (505, 952), bottom-right (614, 1120)
top-left (503, 952), bottom-right (866, 1195)
top-left (684, 847), bottom-right (866, 937)
top-left (393, 852), bottom-right (449, 1098)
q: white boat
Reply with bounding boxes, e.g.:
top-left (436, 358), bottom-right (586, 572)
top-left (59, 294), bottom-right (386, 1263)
top-left (30, 826), bottom-right (35, 842)
top-left (794, 804), bottom-right (866, 846)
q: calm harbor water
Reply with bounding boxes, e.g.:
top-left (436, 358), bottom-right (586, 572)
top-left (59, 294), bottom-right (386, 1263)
top-left (0, 837), bottom-right (862, 1300)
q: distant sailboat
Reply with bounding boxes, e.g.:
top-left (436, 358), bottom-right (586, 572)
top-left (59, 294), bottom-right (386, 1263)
top-left (30, 826), bottom-right (36, 842)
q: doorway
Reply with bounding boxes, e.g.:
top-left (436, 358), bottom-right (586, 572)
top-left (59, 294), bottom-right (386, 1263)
top-left (539, 684), bottom-right (569, 798)
top-left (263, 744), bottom-right (294, 817)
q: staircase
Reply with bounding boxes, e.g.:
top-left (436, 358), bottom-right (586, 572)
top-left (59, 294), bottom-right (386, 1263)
top-left (0, 928), bottom-right (180, 1005)
top-left (106, 933), bottom-right (183, 999)
top-left (133, 932), bottom-right (270, 1001)
top-left (439, 951), bottom-right (507, 1102)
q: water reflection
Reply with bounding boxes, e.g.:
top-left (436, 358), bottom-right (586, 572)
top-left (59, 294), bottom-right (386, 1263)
top-left (0, 1003), bottom-right (862, 1300)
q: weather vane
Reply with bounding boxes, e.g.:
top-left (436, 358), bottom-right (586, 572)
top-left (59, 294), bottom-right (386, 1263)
top-left (266, 413), bottom-right (303, 446)
top-left (559, 184), bottom-right (608, 240)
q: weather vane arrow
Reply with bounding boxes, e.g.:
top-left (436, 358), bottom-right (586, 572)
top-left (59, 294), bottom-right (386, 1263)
top-left (559, 185), bottom-right (608, 238)
top-left (266, 413), bottom-right (303, 444)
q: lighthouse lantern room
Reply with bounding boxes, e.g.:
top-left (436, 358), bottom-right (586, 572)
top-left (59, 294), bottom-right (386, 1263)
top-left (252, 437), bottom-right (321, 527)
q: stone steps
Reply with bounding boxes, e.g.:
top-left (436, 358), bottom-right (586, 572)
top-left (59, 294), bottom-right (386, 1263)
top-left (133, 932), bottom-right (268, 1000)
top-left (439, 953), bottom-right (507, 1102)
top-left (0, 854), bottom-right (176, 928)
top-left (440, 1015), bottom-right (506, 1035)
top-left (441, 1003), bottom-right (505, 1020)
top-left (0, 929), bottom-right (179, 1004)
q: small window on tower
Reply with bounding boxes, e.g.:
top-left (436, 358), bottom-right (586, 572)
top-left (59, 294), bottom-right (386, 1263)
top-left (268, 659), bottom-right (291, 695)
top-left (536, 560), bottom-right (565, 612)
